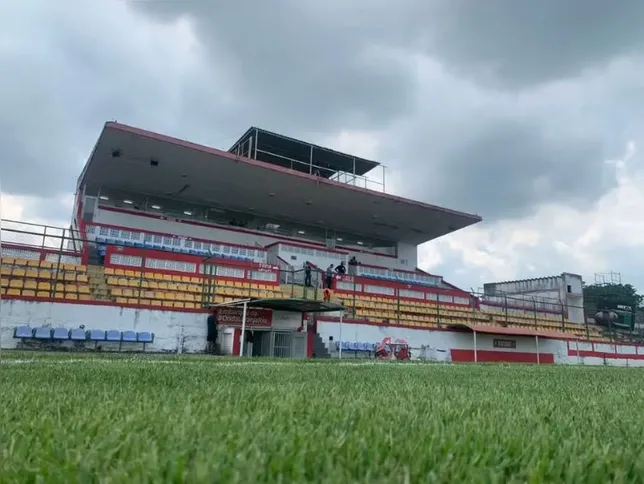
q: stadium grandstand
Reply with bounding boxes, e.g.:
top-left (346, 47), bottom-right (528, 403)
top-left (0, 121), bottom-right (634, 364)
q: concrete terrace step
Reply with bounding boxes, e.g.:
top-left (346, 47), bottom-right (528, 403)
top-left (86, 264), bottom-right (112, 301)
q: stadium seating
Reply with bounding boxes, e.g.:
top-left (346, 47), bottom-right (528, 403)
top-left (103, 267), bottom-right (283, 308)
top-left (336, 341), bottom-right (377, 353)
top-left (1, 255), bottom-right (610, 343)
top-left (0, 257), bottom-right (91, 301)
top-left (336, 292), bottom-right (488, 329)
top-left (91, 228), bottom-right (266, 263)
top-left (335, 291), bottom-right (608, 341)
top-left (13, 325), bottom-right (155, 351)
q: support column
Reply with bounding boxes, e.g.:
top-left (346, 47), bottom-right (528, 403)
top-left (473, 331), bottom-right (477, 363)
top-left (535, 335), bottom-right (540, 364)
top-left (239, 301), bottom-right (248, 357)
top-left (338, 311), bottom-right (344, 359)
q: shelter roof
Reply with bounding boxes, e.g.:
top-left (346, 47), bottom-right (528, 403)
top-left (229, 127), bottom-right (379, 177)
top-left (447, 322), bottom-right (577, 340)
top-left (79, 122), bottom-right (482, 245)
top-left (209, 297), bottom-right (345, 313)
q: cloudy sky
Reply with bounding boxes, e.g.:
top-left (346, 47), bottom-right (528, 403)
top-left (2, 0), bottom-right (644, 292)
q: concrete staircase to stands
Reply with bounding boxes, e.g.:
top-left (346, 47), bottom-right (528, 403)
top-left (87, 265), bottom-right (112, 302)
top-left (312, 332), bottom-right (331, 358)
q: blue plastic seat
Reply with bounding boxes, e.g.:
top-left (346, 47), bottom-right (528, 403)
top-left (122, 331), bottom-right (137, 343)
top-left (70, 328), bottom-right (86, 341)
top-left (350, 342), bottom-right (360, 351)
top-left (14, 326), bottom-right (32, 339)
top-left (137, 332), bottom-right (154, 343)
top-left (88, 329), bottom-right (106, 341)
top-left (52, 328), bottom-right (70, 340)
top-left (33, 327), bottom-right (52, 340)
top-left (106, 330), bottom-right (121, 342)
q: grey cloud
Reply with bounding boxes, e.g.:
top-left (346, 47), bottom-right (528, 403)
top-left (0, 0), bottom-right (246, 200)
top-left (129, 0), bottom-right (418, 135)
top-left (388, 115), bottom-right (611, 220)
top-left (420, 0), bottom-right (644, 89)
top-left (130, 0), bottom-right (640, 223)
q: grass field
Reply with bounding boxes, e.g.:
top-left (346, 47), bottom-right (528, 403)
top-left (1, 354), bottom-right (643, 483)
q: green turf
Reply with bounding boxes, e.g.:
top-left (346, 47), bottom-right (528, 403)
top-left (1, 354), bottom-right (643, 483)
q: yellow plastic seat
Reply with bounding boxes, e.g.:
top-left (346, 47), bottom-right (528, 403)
top-left (9, 279), bottom-right (23, 289)
top-left (24, 280), bottom-right (38, 290)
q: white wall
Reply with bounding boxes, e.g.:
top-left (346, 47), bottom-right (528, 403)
top-left (396, 242), bottom-right (418, 269)
top-left (316, 320), bottom-right (644, 367)
top-left (347, 243), bottom-right (417, 272)
top-left (95, 209), bottom-right (279, 248)
top-left (317, 320), bottom-right (561, 357)
top-left (483, 273), bottom-right (586, 323)
top-left (0, 300), bottom-right (209, 353)
top-left (485, 276), bottom-right (563, 295)
top-left (277, 244), bottom-right (345, 272)
top-left (0, 301), bottom-right (304, 353)
top-left (272, 311), bottom-right (302, 331)
top-left (563, 273), bottom-right (583, 294)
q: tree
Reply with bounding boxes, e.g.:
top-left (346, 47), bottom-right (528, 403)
top-left (583, 283), bottom-right (643, 313)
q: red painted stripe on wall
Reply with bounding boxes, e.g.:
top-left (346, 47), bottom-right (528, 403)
top-left (567, 349), bottom-right (644, 360)
top-left (450, 349), bottom-right (555, 364)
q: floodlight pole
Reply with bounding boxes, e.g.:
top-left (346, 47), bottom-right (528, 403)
top-left (338, 310), bottom-right (343, 359)
top-left (239, 301), bottom-right (248, 357)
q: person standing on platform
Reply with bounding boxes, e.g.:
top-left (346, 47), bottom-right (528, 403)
top-left (348, 256), bottom-right (358, 275)
top-left (325, 265), bottom-right (334, 289)
top-left (304, 262), bottom-right (312, 287)
top-left (206, 309), bottom-right (218, 354)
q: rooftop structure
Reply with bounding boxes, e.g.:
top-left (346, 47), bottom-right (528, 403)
top-left (229, 127), bottom-right (381, 184)
top-left (78, 122), bottom-right (482, 247)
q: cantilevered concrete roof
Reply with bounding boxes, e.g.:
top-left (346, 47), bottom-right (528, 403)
top-left (79, 122), bottom-right (482, 245)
